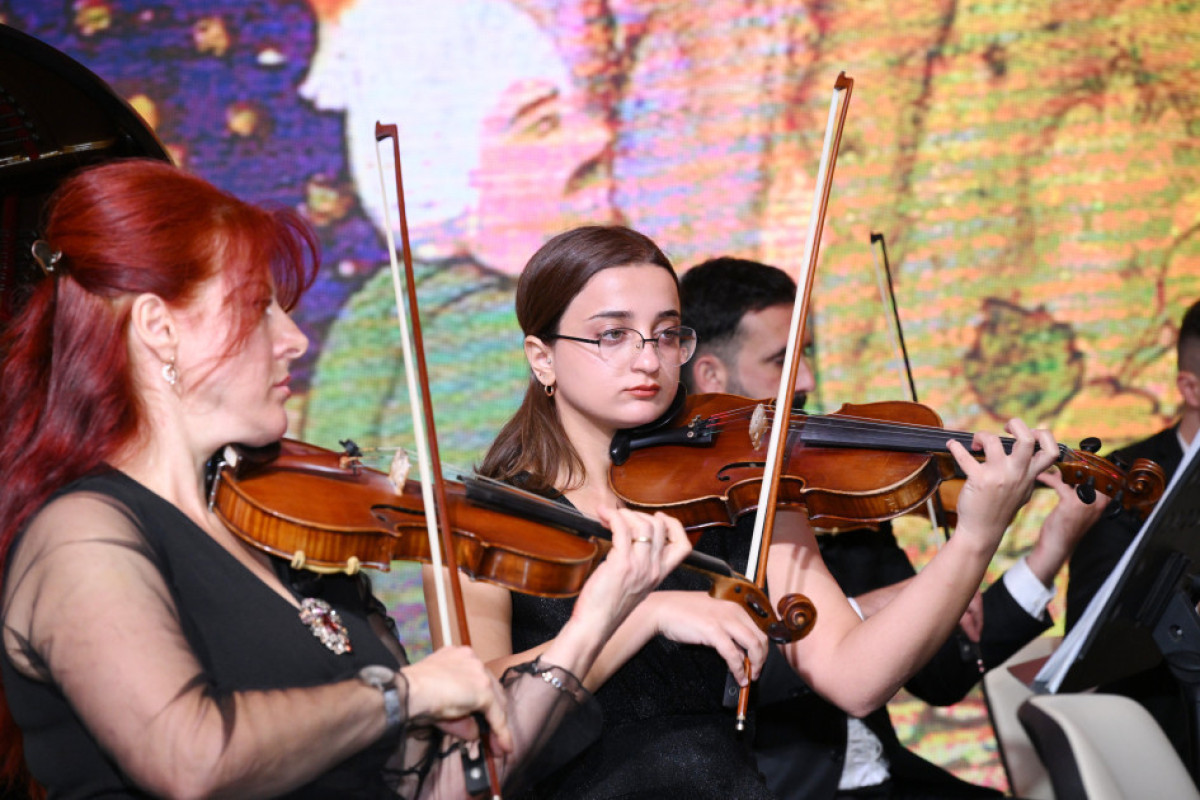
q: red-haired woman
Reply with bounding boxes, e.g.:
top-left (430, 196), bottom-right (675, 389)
top-left (0, 160), bottom-right (690, 798)
top-left (461, 225), bottom-right (1061, 799)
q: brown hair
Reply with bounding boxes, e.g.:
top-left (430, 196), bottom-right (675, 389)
top-left (478, 225), bottom-right (675, 493)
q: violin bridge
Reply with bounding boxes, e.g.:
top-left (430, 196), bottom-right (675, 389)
top-left (749, 403), bottom-right (768, 450)
top-left (388, 448), bottom-right (412, 492)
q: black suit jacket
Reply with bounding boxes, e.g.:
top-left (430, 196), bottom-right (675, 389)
top-left (754, 525), bottom-right (1050, 800)
top-left (1065, 426), bottom-right (1185, 629)
top-left (1064, 425), bottom-right (1189, 763)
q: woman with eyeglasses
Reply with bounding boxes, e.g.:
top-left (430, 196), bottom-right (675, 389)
top-left (457, 225), bottom-right (1061, 799)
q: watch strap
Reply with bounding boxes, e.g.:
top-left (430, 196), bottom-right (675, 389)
top-left (380, 681), bottom-right (403, 731)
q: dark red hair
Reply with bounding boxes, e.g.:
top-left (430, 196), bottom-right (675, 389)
top-left (0, 158), bottom-right (317, 792)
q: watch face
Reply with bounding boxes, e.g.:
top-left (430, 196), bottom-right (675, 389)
top-left (359, 665), bottom-right (396, 689)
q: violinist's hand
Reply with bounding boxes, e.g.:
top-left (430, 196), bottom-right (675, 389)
top-left (642, 591), bottom-right (770, 686)
top-left (538, 507), bottom-right (691, 686)
top-left (958, 590), bottom-right (984, 642)
top-left (948, 418), bottom-right (1060, 550)
top-left (1025, 469), bottom-right (1107, 586)
top-left (402, 645), bottom-right (513, 753)
top-left (572, 507), bottom-right (692, 639)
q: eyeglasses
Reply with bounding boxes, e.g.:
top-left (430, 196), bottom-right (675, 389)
top-left (545, 325), bottom-right (697, 366)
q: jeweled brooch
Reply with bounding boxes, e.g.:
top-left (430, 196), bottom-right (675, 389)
top-left (299, 597), bottom-right (352, 654)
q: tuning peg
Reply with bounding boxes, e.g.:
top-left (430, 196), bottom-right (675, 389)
top-left (1105, 490), bottom-right (1124, 518)
top-left (1076, 476), bottom-right (1097, 504)
top-left (1079, 437), bottom-right (1102, 454)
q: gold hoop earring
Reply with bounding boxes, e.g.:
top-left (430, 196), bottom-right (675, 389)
top-left (544, 383), bottom-right (556, 397)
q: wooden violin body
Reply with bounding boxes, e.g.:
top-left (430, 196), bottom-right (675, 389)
top-left (212, 439), bottom-right (600, 591)
top-left (208, 438), bottom-right (815, 643)
top-left (609, 393), bottom-right (1167, 529)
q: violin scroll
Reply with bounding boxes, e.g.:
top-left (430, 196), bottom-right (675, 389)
top-left (776, 593), bottom-right (817, 641)
top-left (1118, 457), bottom-right (1168, 516)
top-left (706, 572), bottom-right (815, 644)
top-left (1055, 446), bottom-right (1166, 519)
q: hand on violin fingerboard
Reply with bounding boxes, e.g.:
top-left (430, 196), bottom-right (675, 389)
top-left (945, 419), bottom-right (1061, 548)
top-left (579, 507), bottom-right (693, 636)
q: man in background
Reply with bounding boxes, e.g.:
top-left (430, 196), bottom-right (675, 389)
top-left (680, 256), bottom-right (1103, 799)
top-left (1065, 298), bottom-right (1200, 765)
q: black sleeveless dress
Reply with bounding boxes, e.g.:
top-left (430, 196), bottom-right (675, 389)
top-left (1, 470), bottom-right (403, 798)
top-left (510, 517), bottom-right (775, 799)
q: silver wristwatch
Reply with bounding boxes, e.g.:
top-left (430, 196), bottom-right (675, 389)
top-left (358, 665), bottom-right (403, 732)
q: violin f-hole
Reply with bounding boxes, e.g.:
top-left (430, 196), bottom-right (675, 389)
top-left (716, 461), bottom-right (767, 481)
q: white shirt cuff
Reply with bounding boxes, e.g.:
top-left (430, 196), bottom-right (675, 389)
top-left (1002, 556), bottom-right (1056, 620)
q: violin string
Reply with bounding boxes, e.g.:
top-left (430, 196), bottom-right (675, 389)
top-left (350, 447), bottom-right (471, 483)
top-left (705, 409), bottom-right (953, 442)
top-left (461, 475), bottom-right (749, 577)
top-left (641, 405), bottom-right (1142, 496)
top-left (701, 406), bottom-right (1070, 459)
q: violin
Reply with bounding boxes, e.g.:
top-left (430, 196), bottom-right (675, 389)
top-left (207, 437), bottom-right (816, 645)
top-left (608, 392), bottom-right (1168, 530)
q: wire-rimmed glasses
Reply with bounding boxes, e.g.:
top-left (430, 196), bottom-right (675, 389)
top-left (544, 325), bottom-right (697, 366)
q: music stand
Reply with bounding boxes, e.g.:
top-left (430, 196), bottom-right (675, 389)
top-left (1034, 435), bottom-right (1200, 775)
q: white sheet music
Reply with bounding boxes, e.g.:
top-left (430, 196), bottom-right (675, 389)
top-left (1035, 433), bottom-right (1200, 693)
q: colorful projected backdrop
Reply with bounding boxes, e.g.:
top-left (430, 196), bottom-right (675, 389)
top-left (7, 0), bottom-right (1198, 789)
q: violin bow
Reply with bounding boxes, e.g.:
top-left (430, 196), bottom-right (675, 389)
top-left (868, 233), bottom-right (919, 404)
top-left (868, 231), bottom-right (952, 539)
top-left (869, 231), bottom-right (985, 674)
top-left (374, 122), bottom-right (503, 799)
top-left (737, 72), bottom-right (854, 728)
